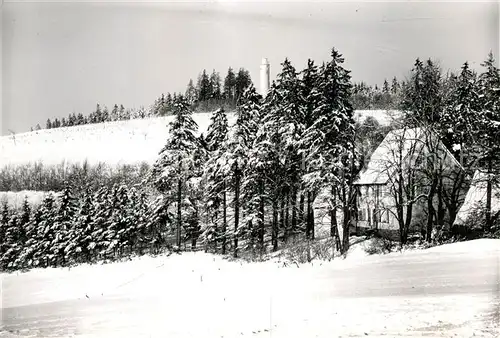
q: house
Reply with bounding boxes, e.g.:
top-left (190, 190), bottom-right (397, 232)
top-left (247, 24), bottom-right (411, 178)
top-left (353, 127), bottom-right (463, 238)
top-left (454, 170), bottom-right (500, 226)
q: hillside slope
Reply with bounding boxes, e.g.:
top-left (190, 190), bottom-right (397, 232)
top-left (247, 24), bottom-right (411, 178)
top-left (0, 110), bottom-right (396, 169)
top-left (0, 113), bottom-right (236, 168)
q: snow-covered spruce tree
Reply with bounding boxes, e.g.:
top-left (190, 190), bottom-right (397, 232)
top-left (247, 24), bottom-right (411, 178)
top-left (14, 197), bottom-right (32, 268)
top-left (297, 59), bottom-right (322, 236)
top-left (301, 48), bottom-right (356, 253)
top-left (250, 58), bottom-right (304, 252)
top-left (401, 58), bottom-right (444, 125)
top-left (202, 108), bottom-right (229, 253)
top-left (54, 186), bottom-right (78, 265)
top-left (37, 193), bottom-right (57, 267)
top-left (129, 189), bottom-right (149, 255)
top-left (2, 213), bottom-right (24, 270)
top-left (147, 195), bottom-right (172, 254)
top-left (440, 62), bottom-right (482, 228)
top-left (22, 205), bottom-right (43, 268)
top-left (72, 188), bottom-right (94, 263)
top-left (477, 52), bottom-right (500, 230)
top-left (102, 185), bottom-right (121, 259)
top-left (90, 186), bottom-right (111, 261)
top-left (220, 84), bottom-right (262, 257)
top-left (0, 201), bottom-right (9, 269)
top-left (151, 94), bottom-right (200, 250)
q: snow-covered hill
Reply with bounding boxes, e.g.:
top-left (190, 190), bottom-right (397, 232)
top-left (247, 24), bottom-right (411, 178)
top-left (0, 110), bottom-right (397, 169)
top-left (0, 113), bottom-right (236, 168)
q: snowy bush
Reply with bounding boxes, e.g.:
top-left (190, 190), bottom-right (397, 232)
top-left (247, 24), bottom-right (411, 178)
top-left (364, 237), bottom-right (395, 255)
top-left (280, 238), bottom-right (335, 264)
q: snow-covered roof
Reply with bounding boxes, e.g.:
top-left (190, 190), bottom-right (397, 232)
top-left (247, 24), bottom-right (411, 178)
top-left (355, 127), bottom-right (424, 185)
top-left (355, 127), bottom-right (461, 186)
top-left (454, 170), bottom-right (500, 225)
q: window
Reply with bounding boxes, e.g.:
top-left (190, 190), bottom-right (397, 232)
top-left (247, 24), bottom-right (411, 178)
top-left (358, 209), bottom-right (365, 221)
top-left (379, 209), bottom-right (390, 223)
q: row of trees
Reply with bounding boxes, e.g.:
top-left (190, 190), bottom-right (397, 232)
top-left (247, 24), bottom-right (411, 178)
top-left (0, 185), bottom-right (176, 271)
top-left (0, 161), bottom-right (150, 193)
top-left (153, 67), bottom-right (253, 115)
top-left (151, 48), bottom-right (358, 257)
top-left (42, 104), bottom-right (150, 131)
top-left (351, 77), bottom-right (403, 110)
top-left (36, 66), bottom-right (254, 132)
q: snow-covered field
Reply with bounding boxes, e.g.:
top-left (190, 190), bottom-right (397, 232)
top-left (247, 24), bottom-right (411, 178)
top-left (0, 110), bottom-right (396, 169)
top-left (0, 113), bottom-right (236, 168)
top-left (0, 191), bottom-right (59, 209)
top-left (2, 238), bottom-right (499, 337)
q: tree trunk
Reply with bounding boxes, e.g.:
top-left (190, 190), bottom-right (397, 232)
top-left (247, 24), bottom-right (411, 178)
top-left (299, 192), bottom-right (305, 228)
top-left (280, 195), bottom-right (285, 239)
top-left (284, 192), bottom-right (290, 243)
top-left (306, 191), bottom-right (315, 240)
top-left (233, 165), bottom-right (240, 258)
top-left (486, 158), bottom-right (493, 231)
top-left (222, 181), bottom-right (227, 255)
top-left (330, 186), bottom-right (337, 238)
top-left (426, 177), bottom-right (438, 243)
top-left (272, 201), bottom-right (278, 252)
top-left (176, 177), bottom-right (182, 248)
top-left (437, 178), bottom-right (445, 227)
top-left (258, 179), bottom-right (265, 251)
top-left (291, 187), bottom-right (297, 235)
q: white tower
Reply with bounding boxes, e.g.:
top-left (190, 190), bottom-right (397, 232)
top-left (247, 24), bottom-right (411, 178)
top-left (260, 58), bottom-right (270, 97)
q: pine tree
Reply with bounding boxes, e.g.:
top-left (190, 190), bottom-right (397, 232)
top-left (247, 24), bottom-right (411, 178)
top-left (22, 206), bottom-right (42, 268)
top-left (54, 186), bottom-right (78, 265)
top-left (235, 68), bottom-right (252, 103)
top-left (391, 76), bottom-right (400, 94)
top-left (210, 70), bottom-right (222, 100)
top-left (73, 188), bottom-right (94, 262)
top-left (383, 79), bottom-right (390, 93)
top-left (185, 79), bottom-right (198, 105)
top-left (224, 67), bottom-right (237, 103)
top-left (478, 52), bottom-right (500, 230)
top-left (254, 58), bottom-right (304, 250)
top-left (302, 48), bottom-right (355, 251)
top-left (402, 58), bottom-right (444, 125)
top-left (203, 108), bottom-right (230, 252)
top-left (221, 85), bottom-right (262, 257)
top-left (197, 70), bottom-right (212, 102)
top-left (151, 95), bottom-right (199, 249)
top-left (0, 201), bottom-right (10, 268)
top-left (46, 119), bottom-right (52, 129)
top-left (2, 214), bottom-right (23, 269)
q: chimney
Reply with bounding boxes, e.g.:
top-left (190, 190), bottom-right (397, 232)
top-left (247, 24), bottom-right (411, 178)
top-left (260, 58), bottom-right (270, 97)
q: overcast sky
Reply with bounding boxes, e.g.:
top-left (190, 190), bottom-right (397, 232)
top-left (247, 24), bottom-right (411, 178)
top-left (1, 0), bottom-right (499, 135)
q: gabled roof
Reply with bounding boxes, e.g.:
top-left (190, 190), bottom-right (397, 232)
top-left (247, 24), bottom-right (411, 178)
top-left (354, 127), bottom-right (461, 186)
top-left (454, 170), bottom-right (500, 225)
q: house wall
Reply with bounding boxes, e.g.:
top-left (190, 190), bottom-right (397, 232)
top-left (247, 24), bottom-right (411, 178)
top-left (356, 184), bottom-right (398, 231)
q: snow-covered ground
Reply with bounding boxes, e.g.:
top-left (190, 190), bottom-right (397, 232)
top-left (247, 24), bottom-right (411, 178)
top-left (0, 110), bottom-right (396, 169)
top-left (1, 238), bottom-right (499, 337)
